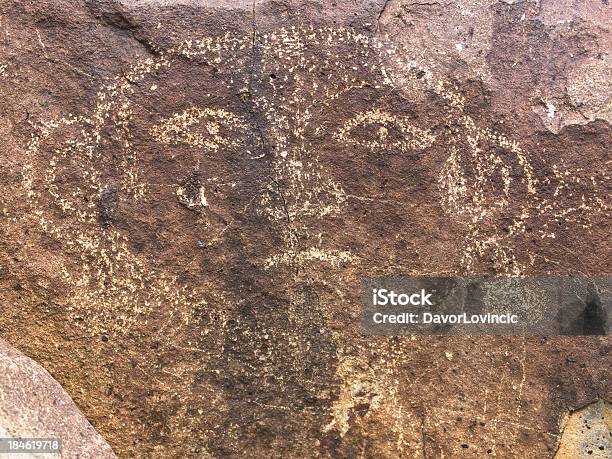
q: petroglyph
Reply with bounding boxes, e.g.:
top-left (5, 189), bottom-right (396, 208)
top-left (22, 26), bottom-right (608, 332)
top-left (334, 109), bottom-right (436, 152)
top-left (322, 357), bottom-right (383, 436)
top-left (4, 2), bottom-right (608, 454)
top-left (151, 106), bottom-right (260, 155)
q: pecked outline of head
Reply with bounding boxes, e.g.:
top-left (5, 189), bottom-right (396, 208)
top-left (23, 25), bottom-right (592, 284)
top-left (23, 28), bottom-right (458, 241)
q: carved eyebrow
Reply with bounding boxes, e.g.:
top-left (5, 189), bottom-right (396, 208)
top-left (333, 108), bottom-right (435, 151)
top-left (150, 106), bottom-right (253, 152)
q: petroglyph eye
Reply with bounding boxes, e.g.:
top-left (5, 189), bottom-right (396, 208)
top-left (150, 106), bottom-right (261, 157)
top-left (333, 109), bottom-right (435, 152)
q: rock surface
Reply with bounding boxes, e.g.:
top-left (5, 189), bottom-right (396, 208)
top-left (0, 339), bottom-right (116, 458)
top-left (555, 399), bottom-right (611, 459)
top-left (0, 0), bottom-right (610, 457)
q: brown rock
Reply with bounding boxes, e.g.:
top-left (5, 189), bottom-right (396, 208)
top-left (0, 0), bottom-right (609, 457)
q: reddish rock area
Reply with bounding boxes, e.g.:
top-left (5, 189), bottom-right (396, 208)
top-left (0, 1), bottom-right (610, 457)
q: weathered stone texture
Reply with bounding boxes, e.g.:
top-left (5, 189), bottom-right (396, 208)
top-left (0, 0), bottom-right (609, 457)
top-left (0, 339), bottom-right (116, 458)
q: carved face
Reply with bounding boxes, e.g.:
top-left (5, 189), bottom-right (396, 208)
top-left (23, 27), bottom-right (606, 334)
top-left (20, 26), bottom-right (609, 457)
